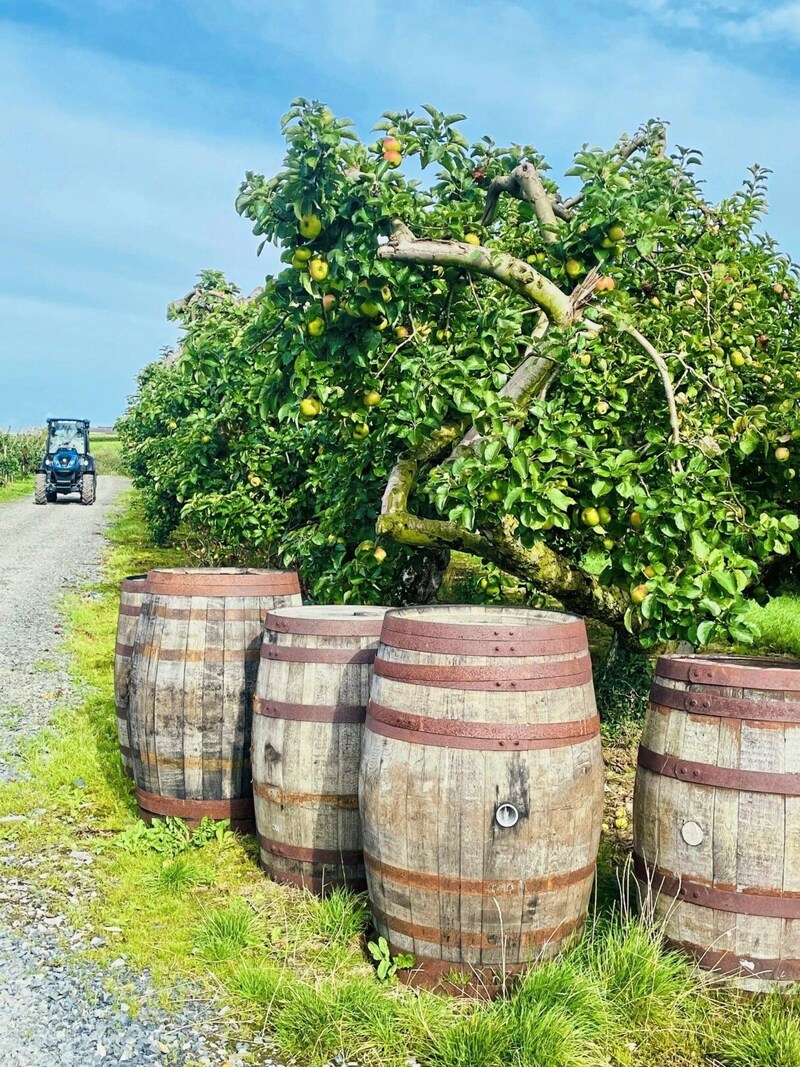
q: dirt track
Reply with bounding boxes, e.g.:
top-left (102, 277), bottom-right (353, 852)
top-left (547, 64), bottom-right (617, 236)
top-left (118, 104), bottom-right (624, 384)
top-left (0, 476), bottom-right (128, 777)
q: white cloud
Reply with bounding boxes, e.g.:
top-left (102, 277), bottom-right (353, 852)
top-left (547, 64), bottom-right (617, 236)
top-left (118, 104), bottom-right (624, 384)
top-left (721, 3), bottom-right (800, 41)
top-left (0, 23), bottom-right (282, 427)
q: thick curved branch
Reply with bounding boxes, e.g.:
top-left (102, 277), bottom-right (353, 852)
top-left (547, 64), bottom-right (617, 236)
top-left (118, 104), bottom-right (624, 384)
top-left (377, 222), bottom-right (573, 327)
top-left (377, 444), bottom-right (627, 623)
top-left (482, 161), bottom-right (559, 239)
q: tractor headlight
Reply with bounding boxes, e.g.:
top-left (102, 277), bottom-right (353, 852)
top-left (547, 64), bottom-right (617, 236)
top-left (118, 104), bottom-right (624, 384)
top-left (81, 457), bottom-right (89, 468)
top-left (44, 459), bottom-right (51, 468)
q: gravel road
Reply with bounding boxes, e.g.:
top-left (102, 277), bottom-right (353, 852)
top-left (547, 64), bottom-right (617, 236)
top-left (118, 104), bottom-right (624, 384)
top-left (0, 476), bottom-right (128, 780)
top-left (0, 478), bottom-right (272, 1067)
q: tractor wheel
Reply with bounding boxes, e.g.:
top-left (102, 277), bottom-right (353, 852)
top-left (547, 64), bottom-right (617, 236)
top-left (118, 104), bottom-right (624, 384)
top-left (34, 473), bottom-right (48, 505)
top-left (81, 475), bottom-right (96, 506)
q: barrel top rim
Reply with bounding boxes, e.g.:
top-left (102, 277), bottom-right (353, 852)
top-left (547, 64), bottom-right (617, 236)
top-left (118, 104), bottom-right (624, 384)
top-left (659, 653), bottom-right (800, 673)
top-left (267, 605), bottom-right (390, 620)
top-left (384, 606), bottom-right (583, 626)
top-left (147, 567), bottom-right (292, 577)
top-left (144, 567), bottom-right (300, 596)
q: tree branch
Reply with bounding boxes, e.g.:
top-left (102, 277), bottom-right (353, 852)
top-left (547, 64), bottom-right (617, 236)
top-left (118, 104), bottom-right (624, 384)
top-left (559, 125), bottom-right (666, 216)
top-left (377, 438), bottom-right (627, 624)
top-left (377, 221), bottom-right (574, 327)
top-left (604, 315), bottom-right (680, 450)
top-left (482, 162), bottom-right (559, 240)
top-left (449, 312), bottom-right (552, 461)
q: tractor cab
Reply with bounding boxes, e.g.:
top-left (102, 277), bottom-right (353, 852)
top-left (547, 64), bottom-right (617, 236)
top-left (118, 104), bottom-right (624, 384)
top-left (35, 418), bottom-right (97, 505)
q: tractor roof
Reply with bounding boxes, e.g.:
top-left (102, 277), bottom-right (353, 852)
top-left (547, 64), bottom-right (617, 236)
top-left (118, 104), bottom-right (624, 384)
top-left (47, 418), bottom-right (90, 426)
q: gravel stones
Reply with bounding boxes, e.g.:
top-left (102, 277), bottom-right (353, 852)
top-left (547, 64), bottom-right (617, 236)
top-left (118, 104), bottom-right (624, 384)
top-left (0, 479), bottom-right (284, 1066)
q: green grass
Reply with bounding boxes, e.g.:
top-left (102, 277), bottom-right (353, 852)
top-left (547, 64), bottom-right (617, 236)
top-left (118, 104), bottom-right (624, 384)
top-left (0, 489), bottom-right (798, 1066)
top-left (92, 436), bottom-right (128, 476)
top-left (746, 594), bottom-right (800, 657)
top-left (0, 474), bottom-right (35, 503)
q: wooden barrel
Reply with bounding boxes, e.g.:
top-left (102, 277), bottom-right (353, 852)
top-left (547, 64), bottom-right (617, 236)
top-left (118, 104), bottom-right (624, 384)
top-left (113, 574), bottom-right (147, 777)
top-left (128, 568), bottom-right (301, 833)
top-left (360, 605), bottom-right (602, 996)
top-left (253, 605), bottom-right (389, 894)
top-left (634, 654), bottom-right (800, 991)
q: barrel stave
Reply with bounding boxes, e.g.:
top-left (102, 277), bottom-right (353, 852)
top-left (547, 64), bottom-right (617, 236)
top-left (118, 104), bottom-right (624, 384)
top-left (635, 656), bottom-right (800, 990)
top-left (253, 607), bottom-right (388, 893)
top-left (113, 576), bottom-right (147, 776)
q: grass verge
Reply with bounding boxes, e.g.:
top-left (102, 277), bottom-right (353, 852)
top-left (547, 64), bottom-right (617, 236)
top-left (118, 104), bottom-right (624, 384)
top-left (0, 474), bottom-right (35, 503)
top-left (0, 491), bottom-right (797, 1066)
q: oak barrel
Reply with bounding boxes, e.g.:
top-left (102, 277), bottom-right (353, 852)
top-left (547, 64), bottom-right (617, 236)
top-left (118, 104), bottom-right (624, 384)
top-left (359, 605), bottom-right (602, 995)
top-left (634, 654), bottom-right (800, 991)
top-left (113, 574), bottom-right (147, 777)
top-left (128, 568), bottom-right (301, 832)
top-left (253, 605), bottom-right (389, 894)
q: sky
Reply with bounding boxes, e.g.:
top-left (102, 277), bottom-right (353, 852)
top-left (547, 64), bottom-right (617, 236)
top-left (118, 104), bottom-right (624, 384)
top-left (2, 0), bottom-right (800, 429)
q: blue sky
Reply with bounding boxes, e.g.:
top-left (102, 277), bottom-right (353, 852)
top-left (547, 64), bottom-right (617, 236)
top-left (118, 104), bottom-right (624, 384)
top-left (2, 0), bottom-right (800, 429)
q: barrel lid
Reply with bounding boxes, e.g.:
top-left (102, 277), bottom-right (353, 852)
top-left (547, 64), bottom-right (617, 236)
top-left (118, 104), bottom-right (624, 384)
top-left (380, 605), bottom-right (586, 646)
top-left (144, 567), bottom-right (300, 598)
top-left (657, 654), bottom-right (800, 691)
top-left (266, 604), bottom-right (389, 636)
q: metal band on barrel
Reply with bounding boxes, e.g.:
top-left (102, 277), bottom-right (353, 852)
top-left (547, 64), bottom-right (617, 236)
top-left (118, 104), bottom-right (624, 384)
top-left (136, 646), bottom-right (260, 664)
top-left (135, 787), bottom-right (255, 822)
top-left (253, 697), bottom-right (366, 723)
top-left (366, 702), bottom-right (599, 750)
top-left (257, 834), bottom-right (363, 866)
top-left (656, 655), bottom-right (800, 691)
top-left (650, 682), bottom-right (800, 723)
top-left (265, 612), bottom-right (386, 637)
top-left (637, 744), bottom-right (800, 795)
top-left (263, 865), bottom-right (367, 894)
top-left (261, 645), bottom-right (376, 664)
top-left (364, 851), bottom-right (595, 895)
top-left (373, 655), bottom-right (592, 691)
top-left (370, 901), bottom-right (582, 951)
top-left (669, 940), bottom-right (800, 981)
top-left (254, 781), bottom-right (360, 809)
top-left (634, 854), bottom-right (800, 919)
top-left (378, 629), bottom-right (588, 657)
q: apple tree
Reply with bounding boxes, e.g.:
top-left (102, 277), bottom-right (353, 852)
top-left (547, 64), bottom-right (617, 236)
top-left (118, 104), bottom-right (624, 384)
top-left (121, 99), bottom-right (800, 652)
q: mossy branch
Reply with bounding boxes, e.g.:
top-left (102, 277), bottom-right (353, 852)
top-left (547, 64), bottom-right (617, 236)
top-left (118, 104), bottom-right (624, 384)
top-left (376, 222), bottom-right (574, 327)
top-left (378, 431), bottom-right (628, 624)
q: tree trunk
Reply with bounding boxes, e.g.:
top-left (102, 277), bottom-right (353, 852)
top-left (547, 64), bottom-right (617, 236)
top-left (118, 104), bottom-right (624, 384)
top-left (397, 548), bottom-right (450, 605)
top-left (594, 626), bottom-right (654, 728)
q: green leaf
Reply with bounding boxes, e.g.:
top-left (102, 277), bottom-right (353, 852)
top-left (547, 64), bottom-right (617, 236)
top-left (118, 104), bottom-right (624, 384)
top-left (696, 620), bottom-right (716, 645)
top-left (712, 569), bottom-right (737, 596)
top-left (690, 531), bottom-right (710, 562)
top-left (738, 428), bottom-right (760, 456)
top-left (546, 487), bottom-right (575, 512)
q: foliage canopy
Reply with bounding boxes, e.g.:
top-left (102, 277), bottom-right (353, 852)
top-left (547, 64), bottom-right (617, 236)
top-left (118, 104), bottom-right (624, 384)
top-left (120, 100), bottom-right (800, 645)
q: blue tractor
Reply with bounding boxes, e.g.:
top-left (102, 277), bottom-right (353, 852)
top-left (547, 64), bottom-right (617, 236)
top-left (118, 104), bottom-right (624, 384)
top-left (35, 418), bottom-right (97, 505)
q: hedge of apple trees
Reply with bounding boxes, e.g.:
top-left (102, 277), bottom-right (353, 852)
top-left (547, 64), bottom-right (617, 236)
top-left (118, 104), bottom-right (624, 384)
top-left (0, 431), bottom-right (44, 486)
top-left (120, 99), bottom-right (800, 648)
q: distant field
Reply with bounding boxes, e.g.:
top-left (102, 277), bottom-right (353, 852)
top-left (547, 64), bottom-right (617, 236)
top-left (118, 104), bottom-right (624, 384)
top-left (91, 435), bottom-right (128, 476)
